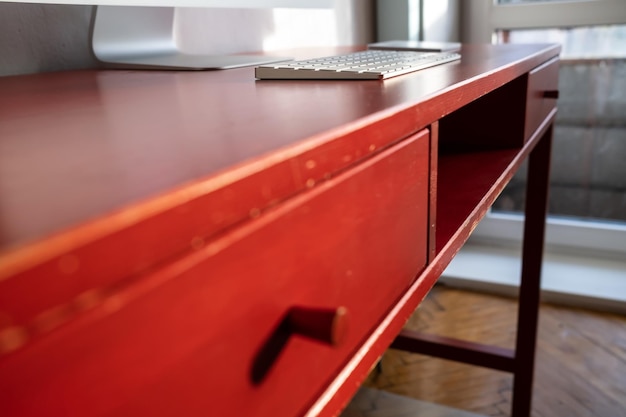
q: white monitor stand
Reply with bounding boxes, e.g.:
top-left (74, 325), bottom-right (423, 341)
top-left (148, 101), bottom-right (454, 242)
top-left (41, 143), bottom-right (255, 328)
top-left (6, 0), bottom-right (334, 70)
top-left (92, 6), bottom-right (297, 70)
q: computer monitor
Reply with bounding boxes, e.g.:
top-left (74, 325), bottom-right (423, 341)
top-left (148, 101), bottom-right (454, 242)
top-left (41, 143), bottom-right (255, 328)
top-left (6, 0), bottom-right (334, 69)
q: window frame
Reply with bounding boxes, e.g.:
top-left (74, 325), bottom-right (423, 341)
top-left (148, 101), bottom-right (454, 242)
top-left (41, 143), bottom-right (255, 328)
top-left (463, 0), bottom-right (626, 42)
top-left (462, 0), bottom-right (626, 261)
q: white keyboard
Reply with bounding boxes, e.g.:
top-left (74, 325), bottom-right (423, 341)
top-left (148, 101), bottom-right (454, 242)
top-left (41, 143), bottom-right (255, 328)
top-left (255, 50), bottom-right (461, 80)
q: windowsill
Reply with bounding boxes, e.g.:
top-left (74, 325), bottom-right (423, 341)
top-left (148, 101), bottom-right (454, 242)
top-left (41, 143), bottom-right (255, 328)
top-left (440, 243), bottom-right (626, 315)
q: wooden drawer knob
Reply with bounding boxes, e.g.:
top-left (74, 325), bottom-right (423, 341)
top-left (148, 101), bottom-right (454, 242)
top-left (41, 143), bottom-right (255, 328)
top-left (287, 306), bottom-right (349, 346)
top-left (251, 306), bottom-right (349, 384)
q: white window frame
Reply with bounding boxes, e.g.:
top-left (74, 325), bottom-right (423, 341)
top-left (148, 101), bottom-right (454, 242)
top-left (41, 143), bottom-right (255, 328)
top-left (462, 0), bottom-right (626, 43)
top-left (462, 0), bottom-right (626, 263)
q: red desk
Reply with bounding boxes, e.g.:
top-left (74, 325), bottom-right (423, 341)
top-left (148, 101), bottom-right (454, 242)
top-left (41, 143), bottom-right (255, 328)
top-left (0, 43), bottom-right (560, 417)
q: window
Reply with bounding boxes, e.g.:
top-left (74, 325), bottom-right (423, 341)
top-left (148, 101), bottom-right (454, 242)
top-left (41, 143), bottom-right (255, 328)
top-left (444, 0), bottom-right (626, 311)
top-left (462, 1), bottom-right (626, 259)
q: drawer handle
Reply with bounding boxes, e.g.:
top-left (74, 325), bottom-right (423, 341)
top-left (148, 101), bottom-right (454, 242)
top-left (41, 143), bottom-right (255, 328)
top-left (543, 90), bottom-right (559, 99)
top-left (251, 306), bottom-right (349, 384)
top-left (288, 306), bottom-right (349, 346)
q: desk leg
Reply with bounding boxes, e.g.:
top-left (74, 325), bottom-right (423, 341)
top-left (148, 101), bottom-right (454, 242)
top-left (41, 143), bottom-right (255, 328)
top-left (390, 123), bottom-right (554, 416)
top-left (511, 125), bottom-right (553, 417)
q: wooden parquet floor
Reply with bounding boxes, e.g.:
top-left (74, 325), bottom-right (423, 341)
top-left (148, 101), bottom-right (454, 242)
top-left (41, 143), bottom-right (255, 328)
top-left (363, 285), bottom-right (626, 417)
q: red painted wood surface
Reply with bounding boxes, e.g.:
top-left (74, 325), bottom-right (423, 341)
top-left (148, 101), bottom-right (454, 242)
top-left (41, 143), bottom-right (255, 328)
top-left (0, 45), bottom-right (559, 332)
top-left (436, 108), bottom-right (557, 254)
top-left (305, 109), bottom-right (558, 417)
top-left (0, 130), bottom-right (429, 417)
top-left (0, 43), bottom-right (561, 417)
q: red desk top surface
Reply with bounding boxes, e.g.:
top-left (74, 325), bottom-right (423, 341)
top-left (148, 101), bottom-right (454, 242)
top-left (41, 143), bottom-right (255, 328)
top-left (0, 44), bottom-right (559, 257)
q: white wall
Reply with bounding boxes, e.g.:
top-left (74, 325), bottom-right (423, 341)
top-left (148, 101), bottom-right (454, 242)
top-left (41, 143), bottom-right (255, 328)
top-left (422, 0), bottom-right (459, 42)
top-left (0, 0), bottom-right (373, 76)
top-left (177, 0), bottom-right (373, 54)
top-left (376, 0), bottom-right (460, 42)
top-left (0, 3), bottom-right (96, 75)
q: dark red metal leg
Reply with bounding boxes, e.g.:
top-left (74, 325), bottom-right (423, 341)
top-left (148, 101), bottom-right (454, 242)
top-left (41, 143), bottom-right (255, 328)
top-left (511, 126), bottom-right (553, 417)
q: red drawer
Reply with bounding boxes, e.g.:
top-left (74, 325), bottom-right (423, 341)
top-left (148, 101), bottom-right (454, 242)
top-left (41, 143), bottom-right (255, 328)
top-left (0, 129), bottom-right (430, 417)
top-left (525, 57), bottom-right (560, 142)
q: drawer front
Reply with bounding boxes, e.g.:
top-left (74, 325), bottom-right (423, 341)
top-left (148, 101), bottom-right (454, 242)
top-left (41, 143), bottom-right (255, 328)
top-left (0, 130), bottom-right (430, 417)
top-left (525, 57), bottom-right (560, 142)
